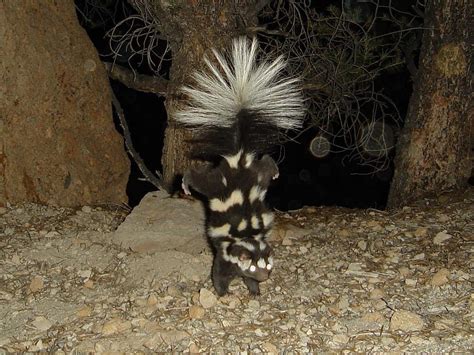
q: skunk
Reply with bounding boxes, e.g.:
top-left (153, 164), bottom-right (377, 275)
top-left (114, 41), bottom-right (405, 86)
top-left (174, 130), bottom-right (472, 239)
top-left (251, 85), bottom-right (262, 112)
top-left (175, 37), bottom-right (304, 296)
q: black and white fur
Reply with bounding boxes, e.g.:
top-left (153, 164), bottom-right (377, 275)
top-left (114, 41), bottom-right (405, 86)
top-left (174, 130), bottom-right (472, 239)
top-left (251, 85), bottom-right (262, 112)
top-left (176, 37), bottom-right (304, 296)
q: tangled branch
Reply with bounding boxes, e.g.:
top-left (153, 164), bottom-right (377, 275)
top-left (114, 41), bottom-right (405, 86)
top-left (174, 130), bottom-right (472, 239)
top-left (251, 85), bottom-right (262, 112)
top-left (256, 0), bottom-right (424, 172)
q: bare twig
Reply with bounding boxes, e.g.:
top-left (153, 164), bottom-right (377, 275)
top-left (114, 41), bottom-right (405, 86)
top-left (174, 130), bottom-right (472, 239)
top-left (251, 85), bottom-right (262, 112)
top-left (104, 62), bottom-right (168, 95)
top-left (110, 89), bottom-right (166, 191)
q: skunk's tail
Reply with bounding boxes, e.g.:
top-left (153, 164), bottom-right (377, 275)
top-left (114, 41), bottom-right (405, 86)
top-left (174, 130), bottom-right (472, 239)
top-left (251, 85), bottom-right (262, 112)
top-left (175, 37), bottom-right (305, 158)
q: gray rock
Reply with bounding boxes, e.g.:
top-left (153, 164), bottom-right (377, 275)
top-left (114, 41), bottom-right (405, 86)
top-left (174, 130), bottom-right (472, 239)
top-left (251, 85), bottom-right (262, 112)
top-left (113, 191), bottom-right (208, 254)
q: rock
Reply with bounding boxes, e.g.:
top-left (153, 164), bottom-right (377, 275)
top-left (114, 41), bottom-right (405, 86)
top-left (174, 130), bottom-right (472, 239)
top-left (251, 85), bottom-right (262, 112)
top-left (357, 240), bottom-right (367, 251)
top-left (414, 227), bottom-right (428, 237)
top-left (32, 316), bottom-right (52, 331)
top-left (282, 236), bottom-right (293, 246)
top-left (405, 279), bottom-right (417, 286)
top-left (77, 269), bottom-right (92, 279)
top-left (199, 288), bottom-right (218, 309)
top-left (189, 343), bottom-right (200, 353)
top-left (332, 334), bottom-right (349, 344)
top-left (147, 294), bottom-right (158, 306)
top-left (412, 253), bottom-right (425, 260)
top-left (81, 206), bottom-right (92, 213)
top-left (101, 318), bottom-right (131, 335)
top-left (433, 231), bottom-right (453, 245)
top-left (189, 305), bottom-right (205, 319)
top-left (83, 280), bottom-right (94, 289)
top-left (0, 0), bottom-right (129, 207)
top-left (261, 342), bottom-right (278, 353)
top-left (431, 268), bottom-right (450, 286)
top-left (369, 288), bottom-right (385, 300)
top-left (390, 310), bottom-right (425, 332)
top-left (29, 276), bottom-right (44, 293)
top-left (248, 300), bottom-right (260, 310)
top-left (77, 305), bottom-right (92, 318)
top-left (113, 191), bottom-right (208, 255)
top-left (160, 330), bottom-right (189, 345)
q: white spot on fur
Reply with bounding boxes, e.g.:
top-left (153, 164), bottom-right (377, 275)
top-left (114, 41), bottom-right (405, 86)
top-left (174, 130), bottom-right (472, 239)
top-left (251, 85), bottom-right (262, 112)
top-left (259, 189), bottom-right (267, 201)
top-left (237, 219), bottom-right (247, 231)
top-left (210, 189), bottom-right (244, 212)
top-left (266, 263), bottom-right (272, 270)
top-left (234, 239), bottom-right (255, 251)
top-left (254, 233), bottom-right (263, 241)
top-left (257, 258), bottom-right (266, 268)
top-left (208, 223), bottom-right (231, 237)
top-left (257, 174), bottom-right (262, 183)
top-left (244, 153), bottom-right (254, 168)
top-left (251, 215), bottom-right (260, 229)
top-left (261, 212), bottom-right (274, 227)
top-left (222, 176), bottom-right (227, 186)
top-left (250, 265), bottom-right (256, 272)
top-left (268, 256), bottom-right (274, 266)
top-left (259, 241), bottom-right (267, 250)
top-left (249, 185), bottom-right (261, 203)
top-left (224, 150), bottom-right (242, 169)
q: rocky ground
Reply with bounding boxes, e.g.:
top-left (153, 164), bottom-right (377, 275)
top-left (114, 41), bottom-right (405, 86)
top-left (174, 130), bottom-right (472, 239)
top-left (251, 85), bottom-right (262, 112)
top-left (0, 188), bottom-right (472, 352)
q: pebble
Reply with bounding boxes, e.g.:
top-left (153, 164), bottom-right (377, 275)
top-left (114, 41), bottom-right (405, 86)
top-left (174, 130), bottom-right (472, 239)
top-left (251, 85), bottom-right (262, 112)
top-left (147, 294), bottom-right (158, 306)
top-left (101, 318), bottom-right (131, 335)
top-left (332, 333), bottom-right (349, 344)
top-left (189, 305), bottom-right (205, 319)
top-left (412, 253), bottom-right (425, 260)
top-left (431, 268), bottom-right (450, 286)
top-left (357, 240), bottom-right (367, 251)
top-left (261, 342), bottom-right (278, 353)
top-left (77, 305), bottom-right (92, 318)
top-left (77, 270), bottom-right (92, 279)
top-left (199, 288), bottom-right (218, 309)
top-left (248, 300), bottom-right (260, 310)
top-left (369, 288), bottom-right (385, 300)
top-left (160, 330), bottom-right (189, 345)
top-left (405, 278), bottom-right (417, 286)
top-left (414, 227), bottom-right (428, 237)
top-left (433, 231), bottom-right (452, 245)
top-left (32, 316), bottom-right (52, 331)
top-left (189, 343), bottom-right (200, 353)
top-left (29, 276), bottom-right (44, 293)
top-left (390, 310), bottom-right (425, 332)
top-left (81, 206), bottom-right (92, 213)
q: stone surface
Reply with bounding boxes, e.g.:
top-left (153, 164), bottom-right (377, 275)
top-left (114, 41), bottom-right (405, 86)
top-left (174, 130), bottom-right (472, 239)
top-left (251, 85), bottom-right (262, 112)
top-left (113, 191), bottom-right (207, 254)
top-left (0, 0), bottom-right (129, 206)
top-left (390, 310), bottom-right (425, 332)
top-left (199, 288), bottom-right (218, 309)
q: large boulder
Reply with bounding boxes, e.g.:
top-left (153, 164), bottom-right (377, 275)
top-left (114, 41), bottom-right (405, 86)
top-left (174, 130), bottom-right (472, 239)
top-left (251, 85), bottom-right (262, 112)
top-left (0, 0), bottom-right (129, 206)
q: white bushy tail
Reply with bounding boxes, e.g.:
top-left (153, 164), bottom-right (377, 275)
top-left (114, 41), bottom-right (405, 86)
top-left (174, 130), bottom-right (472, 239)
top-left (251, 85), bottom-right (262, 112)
top-left (175, 37), bottom-right (305, 131)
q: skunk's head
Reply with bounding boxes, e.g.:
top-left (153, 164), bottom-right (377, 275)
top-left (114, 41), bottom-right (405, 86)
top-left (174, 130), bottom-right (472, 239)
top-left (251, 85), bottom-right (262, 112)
top-left (228, 239), bottom-right (273, 281)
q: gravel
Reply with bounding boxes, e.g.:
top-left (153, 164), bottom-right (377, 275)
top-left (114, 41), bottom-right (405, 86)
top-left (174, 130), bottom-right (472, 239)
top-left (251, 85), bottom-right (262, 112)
top-left (0, 188), bottom-right (472, 352)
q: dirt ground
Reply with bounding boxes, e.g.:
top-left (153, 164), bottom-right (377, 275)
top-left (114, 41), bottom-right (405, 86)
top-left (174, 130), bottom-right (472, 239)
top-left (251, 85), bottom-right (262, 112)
top-left (0, 188), bottom-right (472, 352)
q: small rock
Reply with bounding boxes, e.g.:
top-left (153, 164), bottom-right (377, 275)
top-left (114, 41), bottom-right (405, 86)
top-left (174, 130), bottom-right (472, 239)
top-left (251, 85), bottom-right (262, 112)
top-left (332, 333), bottom-right (349, 344)
top-left (167, 285), bottom-right (181, 297)
top-left (390, 310), bottom-right (425, 332)
top-left (347, 263), bottom-right (362, 271)
top-left (81, 206), bottom-right (92, 213)
top-left (101, 318), bottom-right (131, 335)
top-left (77, 305), bottom-right (92, 318)
top-left (29, 276), bottom-right (44, 293)
top-left (261, 342), bottom-right (278, 353)
top-left (83, 280), bottom-right (94, 289)
top-left (11, 254), bottom-right (20, 265)
top-left (248, 299), bottom-right (260, 310)
top-left (32, 316), bottom-right (52, 331)
top-left (412, 253), bottom-right (425, 260)
top-left (189, 343), bottom-right (200, 353)
top-left (369, 288), bottom-right (385, 300)
top-left (414, 227), bottom-right (428, 238)
top-left (77, 270), bottom-right (92, 279)
top-left (431, 268), bottom-right (450, 286)
top-left (0, 207), bottom-right (7, 214)
top-left (433, 231), bottom-right (452, 245)
top-left (398, 267), bottom-right (410, 277)
top-left (405, 279), bottom-right (417, 286)
top-left (189, 305), bottom-right (205, 319)
top-left (357, 240), bottom-right (367, 251)
top-left (117, 252), bottom-right (127, 259)
top-left (199, 288), bottom-right (217, 309)
top-left (338, 229), bottom-right (351, 238)
top-left (282, 237), bottom-right (293, 246)
top-left (255, 328), bottom-right (264, 337)
top-left (160, 330), bottom-right (189, 345)
top-left (147, 294), bottom-right (158, 306)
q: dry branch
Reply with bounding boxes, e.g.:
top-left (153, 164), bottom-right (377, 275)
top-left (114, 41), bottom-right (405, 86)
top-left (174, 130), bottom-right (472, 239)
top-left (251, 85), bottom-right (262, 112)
top-left (104, 62), bottom-right (168, 95)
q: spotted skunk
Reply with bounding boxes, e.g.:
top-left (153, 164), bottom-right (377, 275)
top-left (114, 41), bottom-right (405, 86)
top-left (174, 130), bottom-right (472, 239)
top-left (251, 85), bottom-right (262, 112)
top-left (175, 37), bottom-right (304, 296)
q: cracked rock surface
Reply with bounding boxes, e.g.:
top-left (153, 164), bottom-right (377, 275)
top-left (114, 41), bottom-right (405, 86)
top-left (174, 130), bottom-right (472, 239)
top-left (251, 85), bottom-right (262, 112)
top-left (0, 188), bottom-right (472, 352)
